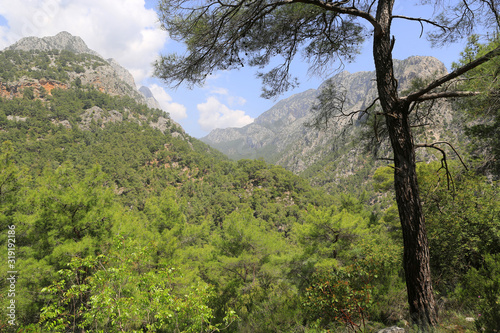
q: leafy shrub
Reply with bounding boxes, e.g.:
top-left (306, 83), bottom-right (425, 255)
top-left (456, 254), bottom-right (500, 333)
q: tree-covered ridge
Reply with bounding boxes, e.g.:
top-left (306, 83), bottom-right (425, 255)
top-left (0, 86), bottom-right (212, 205)
top-left (0, 49), bottom-right (106, 83)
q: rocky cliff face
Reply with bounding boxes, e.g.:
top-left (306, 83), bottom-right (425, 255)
top-left (4, 31), bottom-right (161, 109)
top-left (202, 56), bottom-right (460, 188)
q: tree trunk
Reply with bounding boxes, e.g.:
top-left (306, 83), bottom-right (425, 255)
top-left (386, 103), bottom-right (438, 328)
top-left (373, 0), bottom-right (438, 328)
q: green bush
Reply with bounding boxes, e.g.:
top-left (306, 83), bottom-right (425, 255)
top-left (302, 262), bottom-right (375, 332)
top-left (456, 254), bottom-right (500, 333)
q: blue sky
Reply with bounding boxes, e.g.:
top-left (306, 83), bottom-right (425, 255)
top-left (0, 1), bottom-right (483, 138)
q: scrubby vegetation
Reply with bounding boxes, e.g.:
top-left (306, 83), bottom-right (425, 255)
top-left (0, 49), bottom-right (105, 82)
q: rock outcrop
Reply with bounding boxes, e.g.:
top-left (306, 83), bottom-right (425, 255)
top-left (79, 106), bottom-right (123, 130)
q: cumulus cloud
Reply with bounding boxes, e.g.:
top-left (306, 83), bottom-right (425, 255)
top-left (149, 84), bottom-right (187, 121)
top-left (198, 97), bottom-right (254, 132)
top-left (0, 0), bottom-right (168, 85)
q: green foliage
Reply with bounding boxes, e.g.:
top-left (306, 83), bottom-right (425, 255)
top-left (144, 187), bottom-right (186, 233)
top-left (372, 166), bottom-right (393, 192)
top-left (456, 254), bottom-right (500, 333)
top-left (27, 163), bottom-right (115, 262)
top-left (39, 239), bottom-right (229, 332)
top-left (292, 205), bottom-right (368, 270)
top-left (0, 141), bottom-right (27, 223)
top-left (302, 262), bottom-right (374, 332)
top-left (452, 35), bottom-right (500, 176)
top-left (203, 208), bottom-right (297, 332)
top-left (418, 162), bottom-right (500, 288)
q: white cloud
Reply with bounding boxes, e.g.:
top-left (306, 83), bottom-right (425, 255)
top-left (210, 87), bottom-right (229, 95)
top-left (197, 96), bottom-right (254, 132)
top-left (0, 0), bottom-right (168, 85)
top-left (149, 84), bottom-right (187, 121)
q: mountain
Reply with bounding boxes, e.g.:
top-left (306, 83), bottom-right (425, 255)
top-left (201, 56), bottom-right (462, 192)
top-left (4, 31), bottom-right (161, 110)
top-left (202, 56), bottom-right (447, 165)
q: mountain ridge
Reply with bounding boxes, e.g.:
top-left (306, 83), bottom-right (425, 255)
top-left (4, 31), bottom-right (162, 111)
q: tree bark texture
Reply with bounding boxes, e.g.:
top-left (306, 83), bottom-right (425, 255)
top-left (385, 103), bottom-right (438, 328)
top-left (372, 0), bottom-right (438, 328)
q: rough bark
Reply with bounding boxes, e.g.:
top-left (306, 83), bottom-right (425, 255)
top-left (386, 103), bottom-right (439, 328)
top-left (373, 0), bottom-right (438, 328)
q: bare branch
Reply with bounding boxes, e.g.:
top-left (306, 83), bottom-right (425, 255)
top-left (480, 0), bottom-right (500, 29)
top-left (415, 142), bottom-right (454, 190)
top-left (431, 141), bottom-right (469, 171)
top-left (391, 15), bottom-right (449, 33)
top-left (281, 0), bottom-right (379, 28)
top-left (415, 140), bottom-right (469, 190)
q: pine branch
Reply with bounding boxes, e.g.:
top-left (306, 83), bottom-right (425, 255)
top-left (412, 90), bottom-right (481, 101)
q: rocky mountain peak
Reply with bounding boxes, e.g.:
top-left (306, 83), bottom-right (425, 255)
top-left (139, 86), bottom-right (162, 110)
top-left (5, 31), bottom-right (101, 58)
top-left (3, 31), bottom-right (164, 113)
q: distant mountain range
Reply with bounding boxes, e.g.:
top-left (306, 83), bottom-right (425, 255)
top-left (201, 56), bottom-right (464, 192)
top-left (202, 56), bottom-right (448, 167)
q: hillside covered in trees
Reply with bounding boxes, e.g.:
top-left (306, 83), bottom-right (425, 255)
top-left (0, 34), bottom-right (499, 333)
